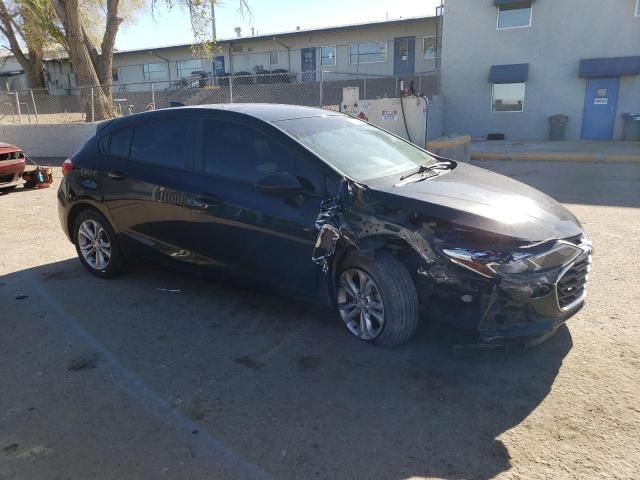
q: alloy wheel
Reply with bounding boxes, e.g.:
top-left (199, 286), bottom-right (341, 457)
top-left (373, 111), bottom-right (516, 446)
top-left (337, 268), bottom-right (385, 340)
top-left (77, 219), bottom-right (111, 270)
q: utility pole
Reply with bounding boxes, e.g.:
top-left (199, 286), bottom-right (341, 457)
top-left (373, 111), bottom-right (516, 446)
top-left (211, 1), bottom-right (217, 77)
top-left (211, 0), bottom-right (217, 40)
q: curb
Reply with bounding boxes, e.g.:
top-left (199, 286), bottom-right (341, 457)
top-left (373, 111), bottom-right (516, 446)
top-left (470, 152), bottom-right (640, 163)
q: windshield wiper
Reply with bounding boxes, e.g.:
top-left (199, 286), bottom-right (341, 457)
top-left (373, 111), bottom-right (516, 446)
top-left (398, 160), bottom-right (455, 181)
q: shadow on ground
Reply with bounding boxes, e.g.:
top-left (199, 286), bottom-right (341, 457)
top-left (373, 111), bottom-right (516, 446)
top-left (473, 159), bottom-right (640, 208)
top-left (2, 258), bottom-right (573, 479)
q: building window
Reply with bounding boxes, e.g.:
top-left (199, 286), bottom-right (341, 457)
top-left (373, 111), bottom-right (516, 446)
top-left (321, 46), bottom-right (336, 66)
top-left (143, 63), bottom-right (168, 81)
top-left (269, 51), bottom-right (279, 66)
top-left (423, 36), bottom-right (436, 59)
top-left (492, 83), bottom-right (526, 112)
top-left (497, 3), bottom-right (532, 29)
top-left (350, 41), bottom-right (387, 64)
top-left (177, 59), bottom-right (202, 77)
top-left (111, 67), bottom-right (119, 82)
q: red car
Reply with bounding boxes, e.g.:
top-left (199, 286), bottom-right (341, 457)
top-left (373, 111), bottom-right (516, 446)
top-left (0, 142), bottom-right (25, 190)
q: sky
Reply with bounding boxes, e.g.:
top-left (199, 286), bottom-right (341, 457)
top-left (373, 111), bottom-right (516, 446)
top-left (115, 0), bottom-right (442, 51)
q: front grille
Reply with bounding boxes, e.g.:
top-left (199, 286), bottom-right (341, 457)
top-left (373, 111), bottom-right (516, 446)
top-left (0, 151), bottom-right (23, 161)
top-left (557, 256), bottom-right (590, 309)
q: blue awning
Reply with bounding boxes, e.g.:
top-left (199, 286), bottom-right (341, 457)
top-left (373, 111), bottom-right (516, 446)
top-left (494, 0), bottom-right (533, 6)
top-left (579, 56), bottom-right (640, 78)
top-left (488, 63), bottom-right (529, 83)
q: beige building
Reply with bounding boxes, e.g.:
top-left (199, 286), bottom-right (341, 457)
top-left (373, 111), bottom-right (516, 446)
top-left (23, 15), bottom-right (437, 94)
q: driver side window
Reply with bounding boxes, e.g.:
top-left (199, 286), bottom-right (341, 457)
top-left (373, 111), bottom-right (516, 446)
top-left (202, 119), bottom-right (294, 183)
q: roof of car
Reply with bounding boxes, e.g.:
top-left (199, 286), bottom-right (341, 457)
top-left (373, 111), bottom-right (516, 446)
top-left (99, 104), bottom-right (344, 134)
top-left (178, 103), bottom-right (343, 122)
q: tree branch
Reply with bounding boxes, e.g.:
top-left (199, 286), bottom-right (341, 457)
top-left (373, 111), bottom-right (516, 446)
top-left (0, 0), bottom-right (28, 65)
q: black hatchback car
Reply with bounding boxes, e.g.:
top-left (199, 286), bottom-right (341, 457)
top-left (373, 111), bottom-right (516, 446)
top-left (58, 104), bottom-right (592, 347)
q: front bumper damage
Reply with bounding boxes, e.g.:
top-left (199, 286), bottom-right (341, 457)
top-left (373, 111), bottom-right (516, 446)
top-left (311, 179), bottom-right (592, 347)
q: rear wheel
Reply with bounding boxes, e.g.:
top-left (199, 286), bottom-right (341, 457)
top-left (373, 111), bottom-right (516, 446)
top-left (336, 250), bottom-right (419, 347)
top-left (73, 210), bottom-right (124, 278)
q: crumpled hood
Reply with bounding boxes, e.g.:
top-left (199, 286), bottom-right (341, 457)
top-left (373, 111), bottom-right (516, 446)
top-left (363, 162), bottom-right (582, 242)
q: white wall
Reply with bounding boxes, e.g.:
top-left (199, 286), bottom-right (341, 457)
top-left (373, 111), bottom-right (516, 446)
top-left (0, 123), bottom-right (98, 157)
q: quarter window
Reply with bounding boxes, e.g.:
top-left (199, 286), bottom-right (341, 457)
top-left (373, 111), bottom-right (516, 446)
top-left (350, 41), bottom-right (387, 64)
top-left (143, 63), bottom-right (168, 81)
top-left (177, 59), bottom-right (203, 77)
top-left (636, 0), bottom-right (640, 16)
top-left (497, 3), bottom-right (532, 29)
top-left (423, 36), bottom-right (437, 59)
top-left (321, 46), bottom-right (337, 66)
top-left (109, 127), bottom-right (133, 157)
top-left (492, 83), bottom-right (526, 112)
top-left (131, 118), bottom-right (188, 167)
top-left (202, 119), bottom-right (293, 182)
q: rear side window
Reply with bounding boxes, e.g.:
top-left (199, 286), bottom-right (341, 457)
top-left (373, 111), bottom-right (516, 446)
top-left (109, 127), bottom-right (132, 157)
top-left (130, 118), bottom-right (188, 168)
top-left (202, 119), bottom-right (293, 182)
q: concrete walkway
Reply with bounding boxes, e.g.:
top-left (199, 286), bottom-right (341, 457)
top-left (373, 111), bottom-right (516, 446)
top-left (470, 140), bottom-right (640, 162)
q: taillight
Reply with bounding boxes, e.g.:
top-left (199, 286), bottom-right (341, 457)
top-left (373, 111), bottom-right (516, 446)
top-left (62, 157), bottom-right (74, 176)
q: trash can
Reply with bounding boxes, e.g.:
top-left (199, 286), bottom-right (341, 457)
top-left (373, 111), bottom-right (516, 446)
top-left (548, 115), bottom-right (569, 141)
top-left (622, 113), bottom-right (640, 141)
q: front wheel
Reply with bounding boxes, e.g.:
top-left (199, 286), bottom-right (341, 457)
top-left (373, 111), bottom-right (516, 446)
top-left (336, 250), bottom-right (419, 347)
top-left (74, 210), bottom-right (124, 278)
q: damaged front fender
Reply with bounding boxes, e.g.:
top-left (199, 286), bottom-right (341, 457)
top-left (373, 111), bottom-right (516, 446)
top-left (311, 178), bottom-right (439, 274)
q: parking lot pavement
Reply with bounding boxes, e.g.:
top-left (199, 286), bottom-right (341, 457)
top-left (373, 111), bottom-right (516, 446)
top-left (1, 161), bottom-right (639, 480)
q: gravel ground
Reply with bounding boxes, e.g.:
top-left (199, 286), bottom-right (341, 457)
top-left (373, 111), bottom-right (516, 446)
top-left (0, 160), bottom-right (639, 480)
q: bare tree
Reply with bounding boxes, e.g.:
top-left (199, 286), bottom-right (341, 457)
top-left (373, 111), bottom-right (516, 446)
top-left (49, 0), bottom-right (121, 119)
top-left (47, 0), bottom-right (250, 121)
top-left (0, 0), bottom-right (47, 88)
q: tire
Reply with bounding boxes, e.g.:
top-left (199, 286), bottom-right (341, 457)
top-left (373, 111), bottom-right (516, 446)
top-left (73, 209), bottom-right (124, 278)
top-left (336, 250), bottom-right (419, 347)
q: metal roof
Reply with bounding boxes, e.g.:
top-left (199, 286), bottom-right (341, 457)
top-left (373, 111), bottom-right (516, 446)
top-left (579, 56), bottom-right (640, 78)
top-left (488, 63), bottom-right (529, 83)
top-left (114, 14), bottom-right (436, 55)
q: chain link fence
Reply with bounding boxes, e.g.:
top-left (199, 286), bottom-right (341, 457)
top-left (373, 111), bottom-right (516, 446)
top-left (0, 70), bottom-right (438, 125)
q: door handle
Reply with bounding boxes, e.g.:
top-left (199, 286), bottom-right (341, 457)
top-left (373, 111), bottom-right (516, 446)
top-left (107, 170), bottom-right (126, 181)
top-left (189, 192), bottom-right (223, 210)
top-left (197, 192), bottom-right (223, 204)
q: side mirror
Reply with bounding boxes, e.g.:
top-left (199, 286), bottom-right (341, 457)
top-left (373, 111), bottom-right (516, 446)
top-left (255, 172), bottom-right (302, 197)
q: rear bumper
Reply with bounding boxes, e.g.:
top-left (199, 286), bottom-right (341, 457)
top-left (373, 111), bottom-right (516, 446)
top-left (57, 176), bottom-right (72, 241)
top-left (0, 158), bottom-right (25, 187)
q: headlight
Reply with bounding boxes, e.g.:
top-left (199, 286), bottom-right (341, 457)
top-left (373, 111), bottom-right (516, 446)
top-left (443, 241), bottom-right (583, 278)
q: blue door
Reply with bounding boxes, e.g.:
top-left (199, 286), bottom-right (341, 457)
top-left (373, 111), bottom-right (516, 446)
top-left (393, 37), bottom-right (415, 75)
top-left (301, 48), bottom-right (316, 82)
top-left (581, 77), bottom-right (620, 140)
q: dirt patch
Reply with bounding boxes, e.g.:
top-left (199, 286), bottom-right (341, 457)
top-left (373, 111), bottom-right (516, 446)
top-left (67, 353), bottom-right (99, 372)
top-left (3, 443), bottom-right (19, 454)
top-left (298, 355), bottom-right (321, 370)
top-left (40, 270), bottom-right (79, 281)
top-left (234, 355), bottom-right (260, 369)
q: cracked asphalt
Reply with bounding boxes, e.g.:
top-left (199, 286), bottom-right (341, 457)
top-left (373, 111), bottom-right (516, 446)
top-left (1, 159), bottom-right (639, 480)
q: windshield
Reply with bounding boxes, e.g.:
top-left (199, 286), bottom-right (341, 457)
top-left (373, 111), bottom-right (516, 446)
top-left (273, 115), bottom-right (437, 182)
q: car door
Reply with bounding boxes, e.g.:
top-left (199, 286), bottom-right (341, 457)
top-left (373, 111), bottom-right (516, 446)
top-left (185, 113), bottom-right (328, 297)
top-left (100, 113), bottom-right (201, 259)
